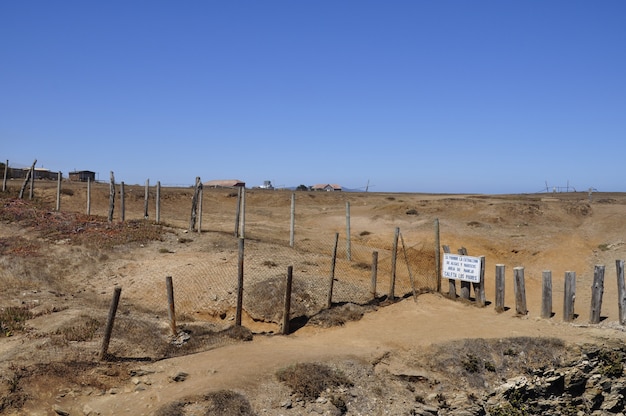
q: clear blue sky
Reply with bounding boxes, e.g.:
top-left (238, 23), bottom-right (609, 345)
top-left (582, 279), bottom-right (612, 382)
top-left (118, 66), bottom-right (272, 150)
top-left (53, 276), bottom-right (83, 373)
top-left (2, 1), bottom-right (625, 193)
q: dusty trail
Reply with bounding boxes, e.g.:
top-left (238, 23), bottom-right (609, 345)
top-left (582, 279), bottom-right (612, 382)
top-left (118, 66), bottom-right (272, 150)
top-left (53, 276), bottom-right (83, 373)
top-left (63, 293), bottom-right (626, 415)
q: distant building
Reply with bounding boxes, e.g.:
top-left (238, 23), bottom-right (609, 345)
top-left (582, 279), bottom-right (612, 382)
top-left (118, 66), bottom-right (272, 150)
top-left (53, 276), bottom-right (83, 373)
top-left (69, 170), bottom-right (96, 182)
top-left (8, 167), bottom-right (59, 180)
top-left (203, 179), bottom-right (246, 188)
top-left (311, 184), bottom-right (342, 192)
top-left (259, 180), bottom-right (274, 190)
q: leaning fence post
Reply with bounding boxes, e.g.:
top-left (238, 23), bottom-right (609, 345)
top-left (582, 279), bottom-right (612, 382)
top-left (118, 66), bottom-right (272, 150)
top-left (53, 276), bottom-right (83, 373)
top-left (389, 227), bottom-right (399, 300)
top-left (327, 233), bottom-right (339, 308)
top-left (563, 271), bottom-right (576, 322)
top-left (100, 287), bottom-right (122, 360)
top-left (236, 237), bottom-right (244, 326)
top-left (513, 266), bottom-right (527, 315)
top-left (589, 265), bottom-right (605, 324)
top-left (282, 266), bottom-right (293, 335)
top-left (541, 270), bottom-right (553, 319)
top-left (371, 251), bottom-right (378, 300)
top-left (495, 264), bottom-right (505, 312)
top-left (166, 276), bottom-right (177, 336)
top-left (28, 163), bottom-right (34, 200)
top-left (108, 172), bottom-right (115, 223)
top-left (617, 260), bottom-right (626, 325)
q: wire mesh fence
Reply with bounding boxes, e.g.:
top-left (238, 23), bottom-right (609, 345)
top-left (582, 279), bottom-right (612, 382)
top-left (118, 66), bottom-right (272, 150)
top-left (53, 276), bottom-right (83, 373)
top-left (10, 180), bottom-right (440, 358)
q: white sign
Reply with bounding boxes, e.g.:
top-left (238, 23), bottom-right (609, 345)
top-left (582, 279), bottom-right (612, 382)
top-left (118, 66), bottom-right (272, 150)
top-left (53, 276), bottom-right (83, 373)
top-left (442, 253), bottom-right (481, 283)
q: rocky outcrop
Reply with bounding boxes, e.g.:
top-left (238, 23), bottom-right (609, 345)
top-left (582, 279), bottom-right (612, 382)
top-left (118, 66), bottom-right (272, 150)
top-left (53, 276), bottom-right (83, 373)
top-left (410, 343), bottom-right (626, 416)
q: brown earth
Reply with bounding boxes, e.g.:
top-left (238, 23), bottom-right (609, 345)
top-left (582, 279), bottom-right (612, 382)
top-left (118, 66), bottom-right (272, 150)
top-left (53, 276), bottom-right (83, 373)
top-left (1, 180), bottom-right (626, 415)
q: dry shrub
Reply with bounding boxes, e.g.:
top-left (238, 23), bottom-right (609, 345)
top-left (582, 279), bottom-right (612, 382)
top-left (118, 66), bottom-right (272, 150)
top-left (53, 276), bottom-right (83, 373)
top-left (154, 390), bottom-right (255, 416)
top-left (0, 307), bottom-right (32, 336)
top-left (55, 316), bottom-right (101, 342)
top-left (0, 364), bottom-right (28, 413)
top-left (276, 362), bottom-right (352, 401)
top-left (308, 303), bottom-right (369, 328)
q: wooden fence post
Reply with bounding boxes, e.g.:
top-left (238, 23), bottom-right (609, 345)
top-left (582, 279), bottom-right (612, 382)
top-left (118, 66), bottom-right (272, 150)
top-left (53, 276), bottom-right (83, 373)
top-left (144, 179), bottom-right (149, 219)
top-left (589, 265), bottom-right (605, 324)
top-left (327, 233), bottom-right (339, 308)
top-left (476, 256), bottom-right (486, 307)
top-left (443, 245), bottom-right (456, 299)
top-left (236, 237), bottom-right (244, 326)
top-left (541, 270), bottom-right (553, 319)
top-left (156, 181), bottom-right (161, 224)
top-left (28, 163), bottom-right (34, 200)
top-left (189, 177), bottom-right (200, 231)
top-left (458, 247), bottom-right (470, 300)
top-left (495, 264), bottom-right (505, 312)
top-left (240, 187), bottom-right (246, 238)
top-left (18, 159), bottom-right (36, 199)
top-left (197, 183), bottom-right (203, 233)
top-left (290, 192), bottom-right (295, 247)
top-left (617, 260), bottom-right (626, 325)
top-left (86, 177), bottom-right (91, 216)
top-left (282, 266), bottom-right (293, 335)
top-left (2, 159), bottom-right (7, 192)
top-left (108, 172), bottom-right (115, 223)
top-left (371, 251), bottom-right (378, 300)
top-left (389, 227), bottom-right (399, 300)
top-left (513, 266), bottom-right (527, 315)
top-left (55, 171), bottom-right (62, 211)
top-left (234, 187), bottom-right (241, 237)
top-left (563, 271), bottom-right (576, 322)
top-left (100, 287), bottom-right (121, 360)
top-left (434, 219), bottom-right (441, 293)
top-left (346, 201), bottom-right (351, 261)
top-left (166, 276), bottom-right (177, 336)
top-left (120, 181), bottom-right (125, 222)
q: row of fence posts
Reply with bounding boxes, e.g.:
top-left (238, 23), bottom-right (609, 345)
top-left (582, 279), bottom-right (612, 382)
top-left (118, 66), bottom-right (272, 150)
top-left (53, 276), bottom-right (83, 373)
top-left (443, 248), bottom-right (626, 325)
top-left (99, 225), bottom-right (424, 359)
top-left (9, 168), bottom-right (440, 278)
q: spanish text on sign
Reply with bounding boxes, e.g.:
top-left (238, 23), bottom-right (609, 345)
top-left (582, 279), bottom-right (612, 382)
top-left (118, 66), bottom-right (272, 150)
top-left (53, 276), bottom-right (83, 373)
top-left (442, 253), bottom-right (481, 283)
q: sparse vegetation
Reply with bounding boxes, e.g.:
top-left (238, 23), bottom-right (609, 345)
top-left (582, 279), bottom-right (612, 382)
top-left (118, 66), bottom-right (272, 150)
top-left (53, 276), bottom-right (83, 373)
top-left (276, 362), bottom-right (352, 400)
top-left (0, 306), bottom-right (32, 336)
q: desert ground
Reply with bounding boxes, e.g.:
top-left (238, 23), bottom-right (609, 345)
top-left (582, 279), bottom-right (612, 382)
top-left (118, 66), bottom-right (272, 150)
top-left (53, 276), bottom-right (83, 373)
top-left (2, 179), bottom-right (626, 415)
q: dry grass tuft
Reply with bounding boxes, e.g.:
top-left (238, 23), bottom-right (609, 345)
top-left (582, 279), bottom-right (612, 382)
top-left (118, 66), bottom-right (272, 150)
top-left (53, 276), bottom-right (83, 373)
top-left (276, 362), bottom-right (352, 401)
top-left (0, 307), bottom-right (32, 336)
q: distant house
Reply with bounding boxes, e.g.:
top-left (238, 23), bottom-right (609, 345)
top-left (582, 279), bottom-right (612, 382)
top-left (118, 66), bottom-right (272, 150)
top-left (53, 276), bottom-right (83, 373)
top-left (69, 170), bottom-right (96, 182)
top-left (311, 184), bottom-right (342, 192)
top-left (8, 167), bottom-right (58, 180)
top-left (33, 168), bottom-right (59, 180)
top-left (203, 179), bottom-right (246, 188)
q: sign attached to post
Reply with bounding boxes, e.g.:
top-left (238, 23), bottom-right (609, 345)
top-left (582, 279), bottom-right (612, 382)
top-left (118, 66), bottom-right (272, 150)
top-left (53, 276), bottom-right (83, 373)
top-left (442, 253), bottom-right (481, 283)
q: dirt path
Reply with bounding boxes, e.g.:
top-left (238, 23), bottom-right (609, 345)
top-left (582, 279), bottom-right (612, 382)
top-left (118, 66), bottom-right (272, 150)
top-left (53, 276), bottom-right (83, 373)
top-left (59, 293), bottom-right (626, 415)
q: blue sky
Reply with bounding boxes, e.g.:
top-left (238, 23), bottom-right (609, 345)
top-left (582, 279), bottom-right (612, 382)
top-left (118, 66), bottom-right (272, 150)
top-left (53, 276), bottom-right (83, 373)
top-left (2, 1), bottom-right (625, 193)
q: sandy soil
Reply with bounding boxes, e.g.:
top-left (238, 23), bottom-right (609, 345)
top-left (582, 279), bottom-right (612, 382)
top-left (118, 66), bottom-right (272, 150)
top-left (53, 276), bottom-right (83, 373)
top-left (2, 183), bottom-right (626, 415)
